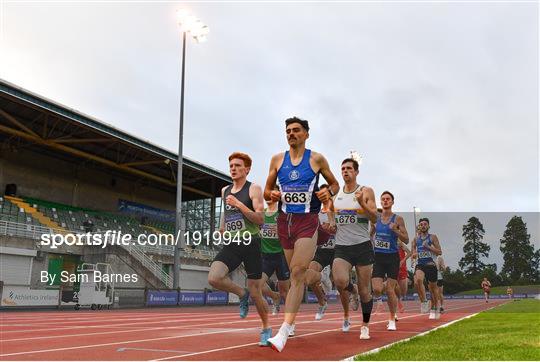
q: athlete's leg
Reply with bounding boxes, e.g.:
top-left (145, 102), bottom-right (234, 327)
top-left (414, 269), bottom-right (427, 302)
top-left (386, 278), bottom-right (398, 319)
top-left (261, 273), bottom-right (281, 306)
top-left (283, 236), bottom-right (318, 324)
top-left (277, 280), bottom-right (290, 303)
top-left (306, 261), bottom-right (325, 306)
top-left (332, 258), bottom-right (353, 320)
top-left (247, 278), bottom-right (270, 329)
top-left (208, 261), bottom-right (245, 297)
top-left (356, 264), bottom-right (374, 327)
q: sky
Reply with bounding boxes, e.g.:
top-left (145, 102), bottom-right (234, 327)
top-left (1, 1), bottom-right (538, 268)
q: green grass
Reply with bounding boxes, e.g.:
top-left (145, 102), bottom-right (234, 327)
top-left (457, 284), bottom-right (540, 296)
top-left (355, 299), bottom-right (540, 360)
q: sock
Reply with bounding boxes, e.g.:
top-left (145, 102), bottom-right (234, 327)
top-left (345, 282), bottom-right (355, 293)
top-left (361, 299), bottom-right (373, 324)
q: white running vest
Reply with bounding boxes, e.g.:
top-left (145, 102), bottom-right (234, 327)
top-left (333, 185), bottom-right (371, 246)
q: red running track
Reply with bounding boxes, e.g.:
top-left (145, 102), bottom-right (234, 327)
top-left (0, 299), bottom-right (505, 361)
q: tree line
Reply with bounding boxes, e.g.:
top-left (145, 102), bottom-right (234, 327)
top-left (442, 216), bottom-right (539, 294)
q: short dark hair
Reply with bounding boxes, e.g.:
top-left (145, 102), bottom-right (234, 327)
top-left (341, 158), bottom-right (359, 171)
top-left (319, 183), bottom-right (329, 189)
top-left (381, 191), bottom-right (394, 201)
top-left (419, 217), bottom-right (430, 224)
top-left (285, 117), bottom-right (309, 132)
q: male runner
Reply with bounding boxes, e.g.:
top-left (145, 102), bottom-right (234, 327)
top-left (329, 158), bottom-right (377, 340)
top-left (265, 117), bottom-right (339, 352)
top-left (207, 152), bottom-right (270, 346)
top-left (436, 255), bottom-right (445, 312)
top-left (412, 218), bottom-right (442, 319)
top-left (260, 198), bottom-right (290, 315)
top-left (396, 241), bottom-right (412, 314)
top-left (372, 191), bottom-right (409, 331)
top-left (506, 286), bottom-right (513, 300)
top-left (481, 277), bottom-right (492, 303)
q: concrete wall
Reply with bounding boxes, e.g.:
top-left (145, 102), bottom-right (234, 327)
top-left (1, 148), bottom-right (175, 212)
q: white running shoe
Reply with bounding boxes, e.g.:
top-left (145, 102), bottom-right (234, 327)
top-left (359, 326), bottom-right (371, 340)
top-left (288, 324), bottom-right (295, 337)
top-left (435, 309), bottom-right (441, 320)
top-left (315, 302), bottom-right (328, 320)
top-left (429, 309), bottom-right (436, 319)
top-left (268, 324), bottom-right (290, 352)
top-left (387, 319), bottom-right (397, 331)
top-left (421, 301), bottom-right (430, 314)
top-left (342, 319), bottom-right (351, 332)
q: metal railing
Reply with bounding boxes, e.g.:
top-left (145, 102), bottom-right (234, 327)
top-left (0, 220), bottom-right (67, 240)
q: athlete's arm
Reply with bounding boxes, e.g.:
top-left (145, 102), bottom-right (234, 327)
top-left (356, 186), bottom-right (378, 224)
top-left (391, 215), bottom-right (409, 244)
top-left (411, 236), bottom-right (418, 259)
top-left (247, 184), bottom-right (265, 225)
top-left (264, 153), bottom-right (283, 202)
top-left (400, 242), bottom-right (412, 261)
top-left (312, 152), bottom-right (339, 201)
top-left (427, 234), bottom-right (442, 256)
top-left (219, 186), bottom-right (227, 234)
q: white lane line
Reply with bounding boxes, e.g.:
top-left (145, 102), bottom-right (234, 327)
top-left (341, 302), bottom-right (504, 360)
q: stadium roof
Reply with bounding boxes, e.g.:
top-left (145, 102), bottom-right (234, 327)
top-left (0, 79), bottom-right (231, 199)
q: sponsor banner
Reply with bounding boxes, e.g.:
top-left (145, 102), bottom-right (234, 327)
top-left (1, 286), bottom-right (59, 306)
top-left (147, 290), bottom-right (179, 306)
top-left (206, 291), bottom-right (228, 305)
top-left (179, 291), bottom-right (205, 305)
top-left (306, 292), bottom-right (338, 303)
top-left (118, 199), bottom-right (174, 223)
top-left (61, 290), bottom-right (79, 305)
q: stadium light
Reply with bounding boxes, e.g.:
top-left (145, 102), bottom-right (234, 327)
top-left (413, 206), bottom-right (421, 233)
top-left (173, 9), bottom-right (209, 290)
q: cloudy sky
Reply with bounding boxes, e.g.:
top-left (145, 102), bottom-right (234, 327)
top-left (1, 1), bottom-right (538, 268)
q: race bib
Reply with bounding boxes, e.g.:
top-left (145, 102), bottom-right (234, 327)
top-left (418, 250), bottom-right (432, 259)
top-left (281, 185), bottom-right (312, 205)
top-left (260, 224), bottom-right (277, 239)
top-left (374, 238), bottom-right (390, 250)
top-left (336, 210), bottom-right (357, 225)
top-left (320, 236), bottom-right (335, 249)
top-left (225, 213), bottom-right (246, 232)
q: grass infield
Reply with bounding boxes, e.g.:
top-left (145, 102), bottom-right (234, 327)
top-left (354, 299), bottom-right (540, 361)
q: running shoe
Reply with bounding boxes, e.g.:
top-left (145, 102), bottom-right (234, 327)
top-left (239, 289), bottom-right (250, 319)
top-left (288, 323), bottom-right (295, 337)
top-left (259, 328), bottom-right (272, 346)
top-left (429, 308), bottom-right (437, 319)
top-left (420, 301), bottom-right (430, 314)
top-left (268, 324), bottom-right (290, 352)
top-left (342, 319), bottom-right (351, 332)
top-left (439, 306), bottom-right (444, 313)
top-left (387, 319), bottom-right (397, 331)
top-left (315, 302), bottom-right (328, 320)
top-left (359, 326), bottom-right (371, 340)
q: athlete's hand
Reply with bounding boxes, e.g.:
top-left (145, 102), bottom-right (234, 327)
top-left (270, 190), bottom-right (281, 203)
top-left (390, 222), bottom-right (399, 232)
top-left (411, 252), bottom-right (418, 260)
top-left (225, 195), bottom-right (241, 208)
top-left (316, 189), bottom-right (331, 203)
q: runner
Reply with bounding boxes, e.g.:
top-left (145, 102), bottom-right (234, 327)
top-left (207, 152), bottom-right (271, 346)
top-left (264, 117), bottom-right (339, 352)
top-left (329, 157), bottom-right (378, 340)
top-left (412, 218), bottom-right (443, 319)
top-left (506, 286), bottom-right (514, 300)
top-left (481, 277), bottom-right (492, 303)
top-left (372, 191), bottom-right (409, 331)
top-left (305, 185), bottom-right (338, 322)
top-left (260, 197), bottom-right (290, 316)
top-left (436, 255), bottom-right (446, 312)
top-left (396, 241), bottom-right (412, 315)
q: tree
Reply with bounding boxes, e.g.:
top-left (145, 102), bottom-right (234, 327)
top-left (459, 217), bottom-right (490, 276)
top-left (500, 216), bottom-right (537, 284)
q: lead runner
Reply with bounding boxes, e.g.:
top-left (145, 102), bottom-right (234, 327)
top-left (264, 117), bottom-right (339, 352)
